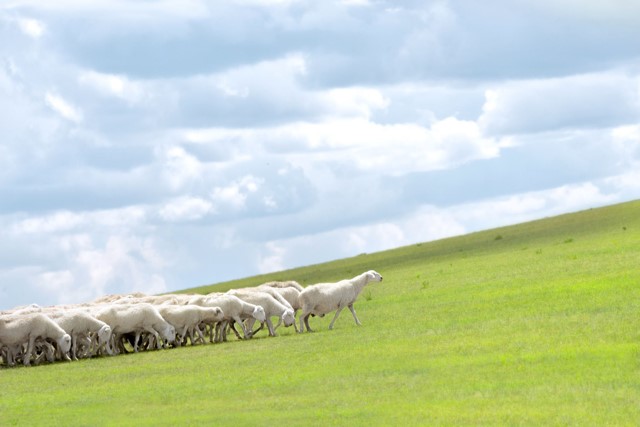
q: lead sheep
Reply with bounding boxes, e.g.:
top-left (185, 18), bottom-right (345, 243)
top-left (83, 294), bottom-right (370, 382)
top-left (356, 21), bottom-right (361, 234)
top-left (0, 313), bottom-right (72, 366)
top-left (298, 270), bottom-right (383, 332)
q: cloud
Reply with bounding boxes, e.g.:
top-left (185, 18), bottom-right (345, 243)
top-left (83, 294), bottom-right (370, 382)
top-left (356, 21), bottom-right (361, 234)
top-left (45, 92), bottom-right (83, 122)
top-left (180, 115), bottom-right (507, 178)
top-left (18, 18), bottom-right (45, 38)
top-left (479, 71), bottom-right (640, 135)
top-left (2, 0), bottom-right (640, 312)
top-left (78, 70), bottom-right (144, 104)
top-left (211, 175), bottom-right (263, 210)
top-left (159, 196), bottom-right (214, 222)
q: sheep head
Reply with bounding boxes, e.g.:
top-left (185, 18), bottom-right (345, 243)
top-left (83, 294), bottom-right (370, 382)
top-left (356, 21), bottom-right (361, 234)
top-left (252, 306), bottom-right (266, 323)
top-left (57, 334), bottom-right (72, 355)
top-left (98, 324), bottom-right (112, 345)
top-left (162, 325), bottom-right (176, 344)
top-left (282, 309), bottom-right (295, 327)
top-left (366, 270), bottom-right (383, 283)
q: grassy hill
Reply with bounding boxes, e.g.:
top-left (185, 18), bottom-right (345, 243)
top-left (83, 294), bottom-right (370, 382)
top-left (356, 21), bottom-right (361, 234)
top-left (2, 200), bottom-right (639, 425)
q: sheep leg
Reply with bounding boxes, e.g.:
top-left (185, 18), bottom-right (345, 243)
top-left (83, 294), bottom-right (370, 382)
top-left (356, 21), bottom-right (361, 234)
top-left (228, 321), bottom-right (242, 340)
top-left (298, 312), bottom-right (306, 332)
top-left (230, 317), bottom-right (248, 339)
top-left (193, 325), bottom-right (206, 345)
top-left (133, 332), bottom-right (142, 352)
top-left (219, 321), bottom-right (228, 342)
top-left (328, 307), bottom-right (345, 330)
top-left (266, 318), bottom-right (276, 337)
top-left (302, 313), bottom-right (313, 332)
top-left (348, 304), bottom-right (362, 326)
top-left (145, 327), bottom-right (162, 350)
top-left (71, 334), bottom-right (78, 361)
top-left (214, 322), bottom-right (222, 343)
top-left (180, 325), bottom-right (190, 346)
top-left (186, 325), bottom-right (196, 345)
top-left (245, 318), bottom-right (264, 337)
top-left (24, 336), bottom-right (37, 366)
top-left (292, 311), bottom-right (299, 333)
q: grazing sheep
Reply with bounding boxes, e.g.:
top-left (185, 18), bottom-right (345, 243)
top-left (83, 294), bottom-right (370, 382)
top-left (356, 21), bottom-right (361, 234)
top-left (191, 294), bottom-right (266, 342)
top-left (93, 303), bottom-right (176, 353)
top-left (48, 310), bottom-right (113, 359)
top-left (157, 305), bottom-right (224, 346)
top-left (226, 289), bottom-right (295, 337)
top-left (257, 282), bottom-right (303, 332)
top-left (0, 313), bottom-right (72, 366)
top-left (298, 270), bottom-right (383, 332)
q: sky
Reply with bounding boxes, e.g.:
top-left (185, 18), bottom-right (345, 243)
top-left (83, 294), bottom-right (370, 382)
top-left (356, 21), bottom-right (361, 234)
top-left (1, 0), bottom-right (639, 310)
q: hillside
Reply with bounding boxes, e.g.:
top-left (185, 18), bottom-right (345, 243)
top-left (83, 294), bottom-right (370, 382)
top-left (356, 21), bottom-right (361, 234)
top-left (1, 199), bottom-right (639, 425)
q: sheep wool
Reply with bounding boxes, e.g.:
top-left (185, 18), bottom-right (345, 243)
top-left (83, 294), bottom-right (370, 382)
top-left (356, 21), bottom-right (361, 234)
top-left (298, 270), bottom-right (383, 332)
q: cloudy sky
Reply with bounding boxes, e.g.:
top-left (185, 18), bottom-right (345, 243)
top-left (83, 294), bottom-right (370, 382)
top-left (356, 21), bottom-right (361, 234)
top-left (1, 0), bottom-right (639, 310)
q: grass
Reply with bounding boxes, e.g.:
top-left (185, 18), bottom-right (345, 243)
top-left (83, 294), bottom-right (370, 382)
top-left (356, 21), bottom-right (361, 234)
top-left (1, 200), bottom-right (640, 425)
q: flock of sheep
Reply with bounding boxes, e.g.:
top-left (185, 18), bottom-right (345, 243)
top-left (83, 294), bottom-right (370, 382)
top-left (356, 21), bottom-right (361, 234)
top-left (0, 270), bottom-right (383, 367)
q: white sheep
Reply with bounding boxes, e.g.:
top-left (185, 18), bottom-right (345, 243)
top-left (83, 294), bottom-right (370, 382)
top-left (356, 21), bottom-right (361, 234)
top-left (157, 305), bottom-right (224, 346)
top-left (226, 289), bottom-right (295, 337)
top-left (257, 282), bottom-right (303, 332)
top-left (190, 294), bottom-right (266, 342)
top-left (48, 310), bottom-right (113, 359)
top-left (0, 313), bottom-right (72, 366)
top-left (93, 303), bottom-right (176, 353)
top-left (260, 280), bottom-right (303, 291)
top-left (298, 270), bottom-right (383, 332)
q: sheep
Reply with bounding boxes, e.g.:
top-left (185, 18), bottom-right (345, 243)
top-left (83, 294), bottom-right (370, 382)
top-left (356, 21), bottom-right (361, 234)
top-left (48, 310), bottom-right (113, 359)
top-left (93, 303), bottom-right (176, 353)
top-left (0, 313), bottom-right (72, 366)
top-left (257, 282), bottom-right (303, 332)
top-left (156, 305), bottom-right (224, 346)
top-left (91, 292), bottom-right (147, 304)
top-left (298, 270), bottom-right (383, 332)
top-left (226, 289), bottom-right (295, 337)
top-left (190, 294), bottom-right (266, 342)
top-left (260, 280), bottom-right (303, 291)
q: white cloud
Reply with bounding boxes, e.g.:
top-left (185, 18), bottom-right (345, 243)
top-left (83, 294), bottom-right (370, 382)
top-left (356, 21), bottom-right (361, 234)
top-left (18, 18), bottom-right (45, 38)
top-left (479, 72), bottom-right (640, 135)
top-left (2, 0), bottom-right (640, 312)
top-left (528, 0), bottom-right (640, 26)
top-left (158, 145), bottom-right (204, 191)
top-left (159, 196), bottom-right (213, 222)
top-left (179, 115), bottom-right (505, 178)
top-left (11, 207), bottom-right (147, 235)
top-left (449, 182), bottom-right (618, 230)
top-left (66, 235), bottom-right (167, 301)
top-left (12, 211), bottom-right (84, 234)
top-left (45, 92), bottom-right (83, 122)
top-left (211, 175), bottom-right (263, 210)
top-left (324, 87), bottom-right (389, 119)
top-left (258, 242), bottom-right (286, 274)
top-left (79, 71), bottom-right (144, 104)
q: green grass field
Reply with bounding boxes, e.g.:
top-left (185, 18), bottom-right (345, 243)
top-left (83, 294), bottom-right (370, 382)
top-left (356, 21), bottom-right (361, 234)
top-left (2, 200), bottom-right (639, 426)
